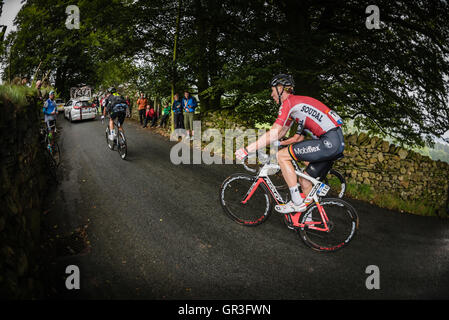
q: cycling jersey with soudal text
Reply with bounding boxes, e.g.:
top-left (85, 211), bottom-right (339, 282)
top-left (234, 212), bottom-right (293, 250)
top-left (274, 95), bottom-right (343, 138)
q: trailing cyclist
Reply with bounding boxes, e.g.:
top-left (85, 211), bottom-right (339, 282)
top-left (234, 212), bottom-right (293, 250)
top-left (235, 74), bottom-right (345, 214)
top-left (43, 90), bottom-right (57, 148)
top-left (102, 87), bottom-right (129, 141)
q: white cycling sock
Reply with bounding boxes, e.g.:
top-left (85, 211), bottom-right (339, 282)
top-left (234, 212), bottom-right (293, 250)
top-left (289, 185), bottom-right (303, 206)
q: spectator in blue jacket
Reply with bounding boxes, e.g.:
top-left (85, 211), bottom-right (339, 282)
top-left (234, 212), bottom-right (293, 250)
top-left (172, 93), bottom-right (184, 130)
top-left (182, 91), bottom-right (197, 140)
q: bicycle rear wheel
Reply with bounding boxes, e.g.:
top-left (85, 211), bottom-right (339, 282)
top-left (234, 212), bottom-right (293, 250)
top-left (323, 169), bottom-right (346, 198)
top-left (118, 131), bottom-right (127, 159)
top-left (298, 198), bottom-right (358, 252)
top-left (219, 173), bottom-right (273, 226)
top-left (106, 127), bottom-right (114, 150)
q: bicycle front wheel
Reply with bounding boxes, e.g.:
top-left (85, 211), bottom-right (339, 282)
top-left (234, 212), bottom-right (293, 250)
top-left (219, 173), bottom-right (273, 226)
top-left (118, 131), bottom-right (127, 159)
top-left (44, 147), bottom-right (58, 183)
top-left (51, 142), bottom-right (61, 167)
top-left (298, 198), bottom-right (358, 252)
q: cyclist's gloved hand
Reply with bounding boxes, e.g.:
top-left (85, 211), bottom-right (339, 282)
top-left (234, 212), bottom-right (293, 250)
top-left (235, 147), bottom-right (248, 161)
top-left (273, 140), bottom-right (281, 147)
top-left (101, 115), bottom-right (105, 120)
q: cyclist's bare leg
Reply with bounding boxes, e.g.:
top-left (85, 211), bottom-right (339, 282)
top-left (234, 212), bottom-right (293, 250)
top-left (299, 175), bottom-right (312, 196)
top-left (299, 161), bottom-right (311, 192)
top-left (277, 148), bottom-right (298, 188)
top-left (46, 121), bottom-right (55, 146)
top-left (278, 148), bottom-right (314, 203)
top-left (277, 148), bottom-right (307, 206)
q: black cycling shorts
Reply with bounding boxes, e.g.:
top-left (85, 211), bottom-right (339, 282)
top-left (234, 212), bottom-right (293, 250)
top-left (287, 127), bottom-right (345, 179)
top-left (111, 111), bottom-right (126, 126)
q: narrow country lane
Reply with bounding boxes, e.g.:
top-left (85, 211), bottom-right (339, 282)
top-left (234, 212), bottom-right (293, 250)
top-left (44, 114), bottom-right (449, 299)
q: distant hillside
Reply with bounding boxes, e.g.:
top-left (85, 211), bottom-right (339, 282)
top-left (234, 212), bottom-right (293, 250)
top-left (427, 141), bottom-right (449, 164)
top-left (342, 121), bottom-right (449, 164)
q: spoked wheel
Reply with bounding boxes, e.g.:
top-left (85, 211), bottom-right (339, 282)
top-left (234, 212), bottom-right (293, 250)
top-left (50, 142), bottom-right (61, 167)
top-left (118, 131), bottom-right (127, 160)
top-left (298, 198), bottom-right (358, 252)
top-left (106, 127), bottom-right (114, 150)
top-left (323, 169), bottom-right (346, 198)
top-left (219, 173), bottom-right (273, 226)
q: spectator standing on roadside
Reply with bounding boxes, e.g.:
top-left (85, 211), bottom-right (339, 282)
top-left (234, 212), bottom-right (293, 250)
top-left (101, 95), bottom-right (107, 115)
top-left (125, 95), bottom-right (132, 118)
top-left (150, 108), bottom-right (158, 127)
top-left (94, 96), bottom-right (100, 114)
top-left (35, 80), bottom-right (43, 102)
top-left (142, 105), bottom-right (155, 128)
top-left (158, 102), bottom-right (171, 128)
top-left (172, 93), bottom-right (183, 129)
top-left (137, 93), bottom-right (148, 125)
top-left (182, 91), bottom-right (197, 140)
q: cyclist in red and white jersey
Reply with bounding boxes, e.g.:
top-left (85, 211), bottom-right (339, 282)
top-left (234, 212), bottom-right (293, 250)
top-left (236, 74), bottom-right (345, 214)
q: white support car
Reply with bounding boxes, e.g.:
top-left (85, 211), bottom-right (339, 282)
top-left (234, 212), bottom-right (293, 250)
top-left (64, 99), bottom-right (96, 122)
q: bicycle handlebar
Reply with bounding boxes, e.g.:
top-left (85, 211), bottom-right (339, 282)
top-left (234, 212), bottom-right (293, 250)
top-left (242, 160), bottom-right (257, 173)
top-left (242, 151), bottom-right (275, 173)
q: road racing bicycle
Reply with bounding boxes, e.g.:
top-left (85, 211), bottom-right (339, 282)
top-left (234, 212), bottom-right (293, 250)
top-left (219, 152), bottom-right (358, 252)
top-left (103, 116), bottom-right (127, 160)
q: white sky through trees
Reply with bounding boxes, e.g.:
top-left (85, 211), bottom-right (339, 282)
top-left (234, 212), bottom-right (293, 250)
top-left (0, 0), bottom-right (448, 143)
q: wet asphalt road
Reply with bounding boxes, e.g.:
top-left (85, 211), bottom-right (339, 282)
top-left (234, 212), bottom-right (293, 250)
top-left (46, 114), bottom-right (449, 300)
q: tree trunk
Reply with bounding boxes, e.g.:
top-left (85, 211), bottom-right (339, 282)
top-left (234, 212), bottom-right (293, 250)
top-left (281, 0), bottom-right (321, 97)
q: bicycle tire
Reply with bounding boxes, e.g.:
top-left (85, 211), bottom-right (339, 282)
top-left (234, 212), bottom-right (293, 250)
top-left (106, 127), bottom-right (114, 150)
top-left (44, 148), bottom-right (58, 183)
top-left (118, 131), bottom-right (127, 160)
top-left (220, 173), bottom-right (273, 226)
top-left (51, 142), bottom-right (61, 167)
top-left (298, 198), bottom-right (358, 252)
top-left (323, 169), bottom-right (346, 198)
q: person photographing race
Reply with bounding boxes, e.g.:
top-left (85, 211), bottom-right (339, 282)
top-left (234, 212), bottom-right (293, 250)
top-left (235, 74), bottom-right (345, 214)
top-left (101, 87), bottom-right (129, 141)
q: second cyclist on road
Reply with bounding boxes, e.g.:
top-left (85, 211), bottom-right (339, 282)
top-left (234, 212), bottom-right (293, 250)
top-left (102, 87), bottom-right (129, 141)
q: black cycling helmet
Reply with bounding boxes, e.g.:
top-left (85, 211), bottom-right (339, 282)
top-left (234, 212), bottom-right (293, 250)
top-left (270, 74), bottom-right (294, 88)
top-left (271, 74), bottom-right (294, 106)
top-left (107, 87), bottom-right (117, 94)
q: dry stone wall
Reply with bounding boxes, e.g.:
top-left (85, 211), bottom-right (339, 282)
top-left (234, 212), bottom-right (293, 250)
top-left (199, 110), bottom-right (449, 215)
top-left (0, 92), bottom-right (49, 298)
top-left (334, 133), bottom-right (449, 211)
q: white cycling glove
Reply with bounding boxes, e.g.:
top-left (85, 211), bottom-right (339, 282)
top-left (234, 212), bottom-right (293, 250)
top-left (235, 147), bottom-right (248, 161)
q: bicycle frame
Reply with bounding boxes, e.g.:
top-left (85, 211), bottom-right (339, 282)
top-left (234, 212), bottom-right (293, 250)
top-left (241, 161), bottom-right (331, 231)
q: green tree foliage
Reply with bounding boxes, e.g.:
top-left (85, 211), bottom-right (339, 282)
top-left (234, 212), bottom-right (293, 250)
top-left (134, 0), bottom-right (449, 146)
top-left (4, 0), bottom-right (449, 146)
top-left (2, 0), bottom-right (139, 99)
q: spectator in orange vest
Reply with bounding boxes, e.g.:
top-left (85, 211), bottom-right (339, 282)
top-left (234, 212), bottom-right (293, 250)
top-left (136, 93), bottom-right (148, 125)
